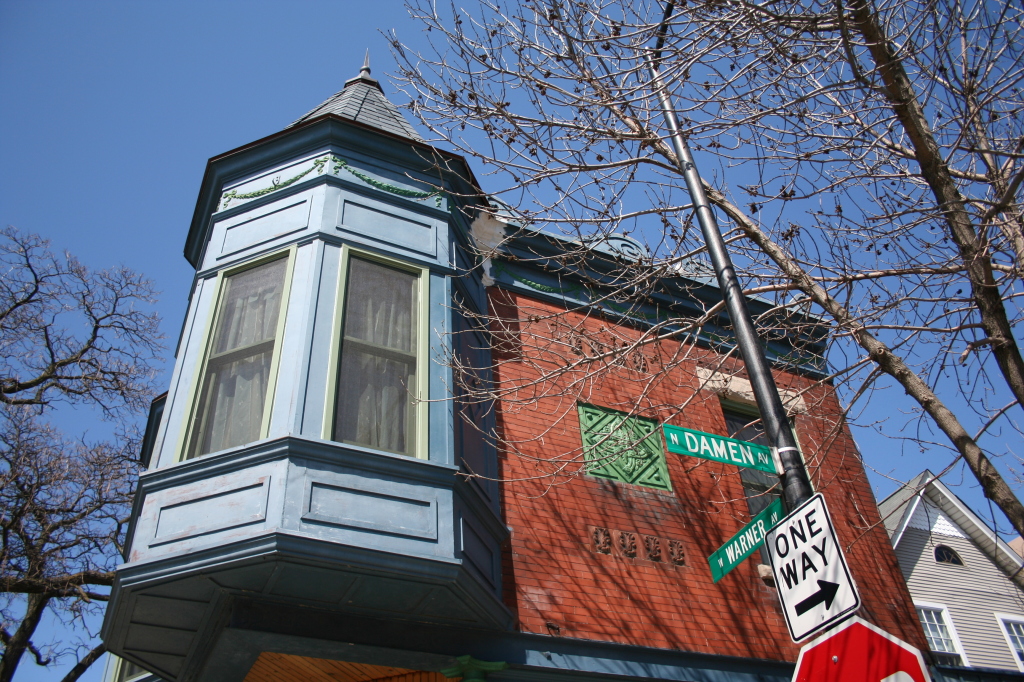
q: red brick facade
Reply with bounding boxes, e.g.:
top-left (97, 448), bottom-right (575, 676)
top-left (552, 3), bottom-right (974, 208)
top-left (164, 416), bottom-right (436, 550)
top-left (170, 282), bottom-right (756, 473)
top-left (491, 288), bottom-right (928, 661)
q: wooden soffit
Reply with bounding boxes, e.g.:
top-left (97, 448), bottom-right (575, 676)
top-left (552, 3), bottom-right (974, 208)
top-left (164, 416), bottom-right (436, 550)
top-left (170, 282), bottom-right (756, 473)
top-left (244, 653), bottom-right (455, 682)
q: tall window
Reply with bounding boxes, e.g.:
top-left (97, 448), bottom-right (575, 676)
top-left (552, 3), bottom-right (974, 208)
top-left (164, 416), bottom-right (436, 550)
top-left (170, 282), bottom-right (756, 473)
top-left (722, 406), bottom-right (785, 562)
top-left (333, 258), bottom-right (419, 456)
top-left (1002, 618), bottom-right (1024, 666)
top-left (917, 606), bottom-right (963, 666)
top-left (187, 257), bottom-right (288, 459)
top-left (722, 407), bottom-right (784, 516)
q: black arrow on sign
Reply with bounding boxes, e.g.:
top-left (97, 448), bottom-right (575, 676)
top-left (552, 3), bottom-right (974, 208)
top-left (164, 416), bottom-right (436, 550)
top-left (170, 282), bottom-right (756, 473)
top-left (794, 580), bottom-right (840, 616)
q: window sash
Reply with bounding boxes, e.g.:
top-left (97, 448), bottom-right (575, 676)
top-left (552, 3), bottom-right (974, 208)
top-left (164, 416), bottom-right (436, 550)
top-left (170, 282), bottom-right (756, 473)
top-left (1004, 619), bottom-right (1024, 663)
top-left (329, 253), bottom-right (425, 458)
top-left (183, 254), bottom-right (291, 461)
top-left (342, 335), bottom-right (417, 363)
top-left (722, 407), bottom-right (785, 511)
top-left (917, 607), bottom-right (959, 654)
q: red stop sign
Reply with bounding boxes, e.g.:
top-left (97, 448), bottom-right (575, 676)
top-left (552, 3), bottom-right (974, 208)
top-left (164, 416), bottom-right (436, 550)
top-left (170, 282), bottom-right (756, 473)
top-left (793, 617), bottom-right (931, 682)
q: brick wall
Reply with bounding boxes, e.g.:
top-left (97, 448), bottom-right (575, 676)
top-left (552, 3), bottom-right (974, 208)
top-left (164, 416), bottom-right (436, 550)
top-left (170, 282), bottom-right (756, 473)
top-left (489, 288), bottom-right (928, 660)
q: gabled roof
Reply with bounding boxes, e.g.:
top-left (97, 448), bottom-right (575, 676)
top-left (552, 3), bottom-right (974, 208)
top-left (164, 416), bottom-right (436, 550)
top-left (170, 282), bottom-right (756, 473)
top-left (288, 53), bottom-right (422, 141)
top-left (879, 469), bottom-right (1024, 580)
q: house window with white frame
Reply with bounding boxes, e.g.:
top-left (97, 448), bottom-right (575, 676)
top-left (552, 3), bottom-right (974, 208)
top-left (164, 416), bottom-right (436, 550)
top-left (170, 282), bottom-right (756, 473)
top-left (916, 605), bottom-right (964, 666)
top-left (998, 615), bottom-right (1024, 670)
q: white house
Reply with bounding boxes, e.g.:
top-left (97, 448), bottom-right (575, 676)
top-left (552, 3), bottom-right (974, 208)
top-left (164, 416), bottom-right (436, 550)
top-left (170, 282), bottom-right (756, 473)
top-left (879, 470), bottom-right (1024, 676)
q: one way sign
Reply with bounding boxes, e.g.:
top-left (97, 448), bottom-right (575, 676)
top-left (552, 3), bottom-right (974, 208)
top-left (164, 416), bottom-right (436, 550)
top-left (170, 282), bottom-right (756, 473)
top-left (765, 493), bottom-right (860, 642)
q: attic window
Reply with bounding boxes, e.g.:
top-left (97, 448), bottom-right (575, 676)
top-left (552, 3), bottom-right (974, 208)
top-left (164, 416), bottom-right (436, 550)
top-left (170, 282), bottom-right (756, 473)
top-left (934, 545), bottom-right (964, 566)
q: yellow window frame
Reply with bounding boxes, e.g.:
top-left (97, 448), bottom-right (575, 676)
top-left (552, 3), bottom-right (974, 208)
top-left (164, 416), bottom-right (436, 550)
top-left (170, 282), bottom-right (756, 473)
top-left (321, 244), bottom-right (430, 459)
top-left (174, 246), bottom-right (297, 462)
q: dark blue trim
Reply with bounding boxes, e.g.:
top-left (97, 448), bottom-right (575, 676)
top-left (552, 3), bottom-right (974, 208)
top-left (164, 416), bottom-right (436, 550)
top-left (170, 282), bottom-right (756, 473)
top-left (135, 436), bottom-right (462, 495)
top-left (932, 665), bottom-right (1024, 681)
top-left (201, 602), bottom-right (795, 682)
top-left (140, 394), bottom-right (166, 469)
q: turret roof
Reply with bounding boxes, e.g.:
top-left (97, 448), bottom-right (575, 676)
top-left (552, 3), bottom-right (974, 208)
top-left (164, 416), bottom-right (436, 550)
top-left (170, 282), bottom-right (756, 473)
top-left (288, 52), bottom-right (422, 141)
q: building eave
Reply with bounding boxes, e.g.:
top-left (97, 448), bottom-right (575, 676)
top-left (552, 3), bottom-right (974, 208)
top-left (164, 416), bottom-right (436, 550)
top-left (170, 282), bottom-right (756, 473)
top-left (881, 469), bottom-right (1024, 579)
top-left (184, 115), bottom-right (482, 268)
top-left (924, 478), bottom-right (1024, 579)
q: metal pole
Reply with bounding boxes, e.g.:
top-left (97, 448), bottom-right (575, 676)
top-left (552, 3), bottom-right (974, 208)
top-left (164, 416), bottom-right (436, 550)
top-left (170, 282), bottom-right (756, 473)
top-left (646, 29), bottom-right (813, 509)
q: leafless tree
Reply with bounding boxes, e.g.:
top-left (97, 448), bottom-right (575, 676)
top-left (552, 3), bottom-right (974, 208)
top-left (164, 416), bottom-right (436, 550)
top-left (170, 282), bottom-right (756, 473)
top-left (390, 0), bottom-right (1024, 569)
top-left (0, 227), bottom-right (161, 682)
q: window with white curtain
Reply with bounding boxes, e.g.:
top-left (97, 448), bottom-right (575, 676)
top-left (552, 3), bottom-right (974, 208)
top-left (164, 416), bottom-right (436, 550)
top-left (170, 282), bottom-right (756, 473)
top-left (332, 257), bottom-right (420, 456)
top-left (187, 256), bottom-right (289, 459)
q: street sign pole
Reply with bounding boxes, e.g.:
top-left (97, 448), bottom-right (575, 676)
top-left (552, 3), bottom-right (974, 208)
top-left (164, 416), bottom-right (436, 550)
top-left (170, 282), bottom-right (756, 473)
top-left (648, 3), bottom-right (814, 510)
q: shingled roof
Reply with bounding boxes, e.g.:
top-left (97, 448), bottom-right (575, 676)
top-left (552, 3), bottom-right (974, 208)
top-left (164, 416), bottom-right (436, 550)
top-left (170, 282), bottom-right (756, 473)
top-left (288, 53), bottom-right (422, 141)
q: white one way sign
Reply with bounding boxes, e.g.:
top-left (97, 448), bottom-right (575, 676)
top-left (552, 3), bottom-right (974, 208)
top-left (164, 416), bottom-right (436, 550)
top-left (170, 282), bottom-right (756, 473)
top-left (765, 493), bottom-right (861, 642)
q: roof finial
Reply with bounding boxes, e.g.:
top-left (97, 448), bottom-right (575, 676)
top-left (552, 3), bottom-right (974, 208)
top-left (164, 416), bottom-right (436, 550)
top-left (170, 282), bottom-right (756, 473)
top-left (360, 49), bottom-right (371, 78)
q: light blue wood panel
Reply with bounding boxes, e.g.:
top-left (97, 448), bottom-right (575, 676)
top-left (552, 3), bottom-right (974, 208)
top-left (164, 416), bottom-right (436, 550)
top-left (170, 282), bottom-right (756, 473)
top-left (290, 240), bottom-right (328, 436)
top-left (341, 200), bottom-right (434, 254)
top-left (298, 242), bottom-right (341, 438)
top-left (458, 510), bottom-right (499, 591)
top-left (202, 186), bottom-right (325, 271)
top-left (429, 272), bottom-right (454, 467)
top-left (153, 275), bottom-right (217, 470)
top-left (215, 152), bottom-right (332, 213)
top-left (268, 241), bottom-right (318, 440)
top-left (303, 481), bottom-right (438, 541)
top-left (130, 461), bottom-right (286, 562)
top-left (288, 454), bottom-right (454, 558)
top-left (333, 188), bottom-right (441, 260)
top-left (153, 480), bottom-right (270, 547)
top-left (219, 197), bottom-right (311, 258)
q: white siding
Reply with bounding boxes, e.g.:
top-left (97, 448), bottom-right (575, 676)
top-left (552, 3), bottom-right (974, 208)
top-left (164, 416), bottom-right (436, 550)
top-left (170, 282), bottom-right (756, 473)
top-left (907, 500), bottom-right (966, 538)
top-left (896, 527), bottom-right (1024, 670)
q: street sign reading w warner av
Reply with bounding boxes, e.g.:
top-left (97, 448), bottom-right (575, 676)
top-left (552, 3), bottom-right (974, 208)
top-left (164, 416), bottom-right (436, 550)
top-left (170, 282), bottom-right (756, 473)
top-left (662, 424), bottom-right (777, 474)
top-left (708, 497), bottom-right (785, 582)
top-left (765, 493), bottom-right (860, 642)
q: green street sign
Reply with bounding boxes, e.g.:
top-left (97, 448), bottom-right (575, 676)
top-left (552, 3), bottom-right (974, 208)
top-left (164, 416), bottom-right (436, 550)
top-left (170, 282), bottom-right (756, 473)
top-left (708, 497), bottom-right (785, 583)
top-left (663, 424), bottom-right (777, 474)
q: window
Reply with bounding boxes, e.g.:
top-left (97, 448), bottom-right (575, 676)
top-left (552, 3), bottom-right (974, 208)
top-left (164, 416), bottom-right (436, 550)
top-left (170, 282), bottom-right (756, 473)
top-left (917, 605), bottom-right (966, 666)
top-left (578, 403), bottom-right (672, 491)
top-left (331, 256), bottom-right (424, 457)
top-left (721, 405), bottom-right (787, 563)
top-left (996, 614), bottom-right (1024, 671)
top-left (934, 544), bottom-right (965, 565)
top-left (186, 255), bottom-right (290, 460)
top-left (115, 657), bottom-right (147, 681)
top-left (722, 407), bottom-right (782, 515)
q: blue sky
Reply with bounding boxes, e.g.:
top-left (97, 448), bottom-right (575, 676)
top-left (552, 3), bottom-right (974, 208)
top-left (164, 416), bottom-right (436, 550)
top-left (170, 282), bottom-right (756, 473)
top-left (0, 3), bottom-right (425, 679)
top-left (0, 1), bottom-right (1016, 680)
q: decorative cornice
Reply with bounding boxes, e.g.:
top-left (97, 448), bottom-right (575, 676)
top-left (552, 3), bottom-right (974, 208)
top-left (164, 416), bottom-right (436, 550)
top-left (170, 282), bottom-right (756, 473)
top-left (220, 154), bottom-right (445, 211)
top-left (492, 259), bottom-right (826, 373)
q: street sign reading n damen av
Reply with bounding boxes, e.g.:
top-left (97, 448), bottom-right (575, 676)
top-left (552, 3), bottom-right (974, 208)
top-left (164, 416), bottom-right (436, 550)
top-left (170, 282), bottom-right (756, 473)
top-left (663, 424), bottom-right (776, 474)
top-left (707, 497), bottom-right (785, 583)
top-left (765, 493), bottom-right (861, 642)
